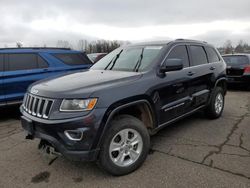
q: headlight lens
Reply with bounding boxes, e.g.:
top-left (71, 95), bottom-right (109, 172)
top-left (60, 98), bottom-right (98, 112)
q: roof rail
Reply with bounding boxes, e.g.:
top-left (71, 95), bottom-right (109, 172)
top-left (0, 47), bottom-right (71, 50)
top-left (174, 39), bottom-right (207, 43)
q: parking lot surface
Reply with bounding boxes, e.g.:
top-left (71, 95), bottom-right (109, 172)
top-left (0, 90), bottom-right (250, 188)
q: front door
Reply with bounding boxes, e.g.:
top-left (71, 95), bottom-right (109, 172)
top-left (156, 45), bottom-right (192, 125)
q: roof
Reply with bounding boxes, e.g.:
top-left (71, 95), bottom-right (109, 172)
top-left (222, 53), bottom-right (250, 57)
top-left (0, 47), bottom-right (83, 53)
top-left (127, 39), bottom-right (209, 47)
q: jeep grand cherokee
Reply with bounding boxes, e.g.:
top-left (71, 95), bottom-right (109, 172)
top-left (20, 39), bottom-right (227, 175)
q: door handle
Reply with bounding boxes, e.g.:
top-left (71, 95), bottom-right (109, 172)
top-left (210, 66), bottom-right (216, 70)
top-left (187, 71), bottom-right (195, 76)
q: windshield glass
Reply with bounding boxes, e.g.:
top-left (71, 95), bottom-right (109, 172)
top-left (91, 46), bottom-right (163, 72)
top-left (223, 55), bottom-right (250, 66)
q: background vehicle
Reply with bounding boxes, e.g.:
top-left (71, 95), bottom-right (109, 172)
top-left (0, 47), bottom-right (92, 106)
top-left (222, 54), bottom-right (250, 85)
top-left (87, 53), bottom-right (107, 63)
top-left (20, 40), bottom-right (227, 175)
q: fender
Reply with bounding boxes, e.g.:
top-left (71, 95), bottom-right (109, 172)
top-left (206, 77), bottom-right (227, 106)
top-left (214, 77), bottom-right (227, 93)
top-left (94, 99), bottom-right (156, 150)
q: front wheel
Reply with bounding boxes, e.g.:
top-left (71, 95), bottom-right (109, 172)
top-left (98, 115), bottom-right (150, 176)
top-left (205, 87), bottom-right (225, 119)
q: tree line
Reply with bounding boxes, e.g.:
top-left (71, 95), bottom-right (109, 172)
top-left (13, 39), bottom-right (250, 55)
top-left (218, 40), bottom-right (250, 54)
top-left (56, 39), bottom-right (130, 53)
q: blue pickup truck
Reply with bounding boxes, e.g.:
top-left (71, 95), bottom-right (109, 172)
top-left (0, 47), bottom-right (93, 106)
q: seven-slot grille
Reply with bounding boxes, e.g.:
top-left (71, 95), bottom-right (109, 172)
top-left (23, 94), bottom-right (54, 119)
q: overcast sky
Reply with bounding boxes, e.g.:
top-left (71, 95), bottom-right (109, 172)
top-left (1, 0), bottom-right (250, 48)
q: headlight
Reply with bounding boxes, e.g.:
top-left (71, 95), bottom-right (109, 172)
top-left (60, 98), bottom-right (98, 112)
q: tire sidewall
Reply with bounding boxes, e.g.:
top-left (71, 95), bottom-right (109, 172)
top-left (210, 87), bottom-right (225, 118)
top-left (98, 115), bottom-right (150, 176)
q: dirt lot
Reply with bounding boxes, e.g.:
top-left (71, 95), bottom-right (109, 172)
top-left (0, 90), bottom-right (250, 188)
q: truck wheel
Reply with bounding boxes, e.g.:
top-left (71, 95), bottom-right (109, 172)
top-left (98, 115), bottom-right (150, 176)
top-left (205, 87), bottom-right (225, 119)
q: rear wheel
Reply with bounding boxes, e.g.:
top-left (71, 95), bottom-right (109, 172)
top-left (98, 115), bottom-right (150, 176)
top-left (205, 87), bottom-right (225, 119)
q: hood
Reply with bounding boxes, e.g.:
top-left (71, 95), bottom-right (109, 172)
top-left (30, 70), bottom-right (142, 98)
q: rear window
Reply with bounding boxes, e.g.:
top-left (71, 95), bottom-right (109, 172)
top-left (54, 53), bottom-right (91, 66)
top-left (9, 54), bottom-right (37, 70)
top-left (8, 54), bottom-right (48, 71)
top-left (223, 55), bottom-right (250, 66)
top-left (0, 54), bottom-right (3, 71)
top-left (190, 46), bottom-right (208, 66)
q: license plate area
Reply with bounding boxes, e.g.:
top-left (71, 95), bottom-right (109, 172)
top-left (21, 116), bottom-right (34, 134)
top-left (228, 77), bottom-right (235, 81)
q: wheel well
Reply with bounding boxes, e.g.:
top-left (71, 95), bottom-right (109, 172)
top-left (111, 102), bottom-right (154, 130)
top-left (215, 79), bottom-right (227, 95)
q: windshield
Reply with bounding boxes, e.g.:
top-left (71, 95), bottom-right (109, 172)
top-left (91, 46), bottom-right (163, 72)
top-left (223, 55), bottom-right (250, 66)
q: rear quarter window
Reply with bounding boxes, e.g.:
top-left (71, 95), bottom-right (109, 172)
top-left (53, 53), bottom-right (91, 66)
top-left (205, 47), bottom-right (220, 63)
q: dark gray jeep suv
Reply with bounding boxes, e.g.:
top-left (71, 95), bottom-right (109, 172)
top-left (21, 39), bottom-right (227, 175)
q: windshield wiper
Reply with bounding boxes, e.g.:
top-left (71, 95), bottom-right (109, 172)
top-left (104, 50), bottom-right (123, 70)
top-left (133, 48), bottom-right (144, 72)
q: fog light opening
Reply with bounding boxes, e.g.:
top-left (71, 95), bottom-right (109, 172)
top-left (64, 130), bottom-right (83, 141)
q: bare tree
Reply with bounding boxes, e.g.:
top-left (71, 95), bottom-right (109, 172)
top-left (56, 40), bottom-right (72, 48)
top-left (235, 40), bottom-right (244, 53)
top-left (77, 40), bottom-right (87, 52)
top-left (16, 42), bottom-right (23, 48)
top-left (224, 40), bottom-right (233, 54)
top-left (85, 40), bottom-right (123, 53)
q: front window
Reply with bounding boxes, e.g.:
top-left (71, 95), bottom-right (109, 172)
top-left (91, 46), bottom-right (163, 72)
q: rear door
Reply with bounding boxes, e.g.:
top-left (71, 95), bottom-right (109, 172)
top-left (187, 45), bottom-right (211, 109)
top-left (0, 54), bottom-right (4, 105)
top-left (3, 53), bottom-right (49, 103)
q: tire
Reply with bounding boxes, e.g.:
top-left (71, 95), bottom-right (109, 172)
top-left (205, 87), bottom-right (225, 119)
top-left (98, 115), bottom-right (150, 176)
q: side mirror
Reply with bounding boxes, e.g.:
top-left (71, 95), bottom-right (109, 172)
top-left (160, 58), bottom-right (183, 73)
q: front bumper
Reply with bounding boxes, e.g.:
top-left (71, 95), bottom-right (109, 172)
top-left (20, 108), bottom-right (106, 161)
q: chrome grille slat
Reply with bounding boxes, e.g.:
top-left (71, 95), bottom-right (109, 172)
top-left (26, 95), bottom-right (30, 110)
top-left (42, 100), bottom-right (49, 118)
top-left (36, 99), bottom-right (42, 117)
top-left (28, 96), bottom-right (33, 113)
top-left (23, 94), bottom-right (28, 110)
top-left (32, 97), bottom-right (37, 115)
top-left (22, 94), bottom-right (54, 119)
